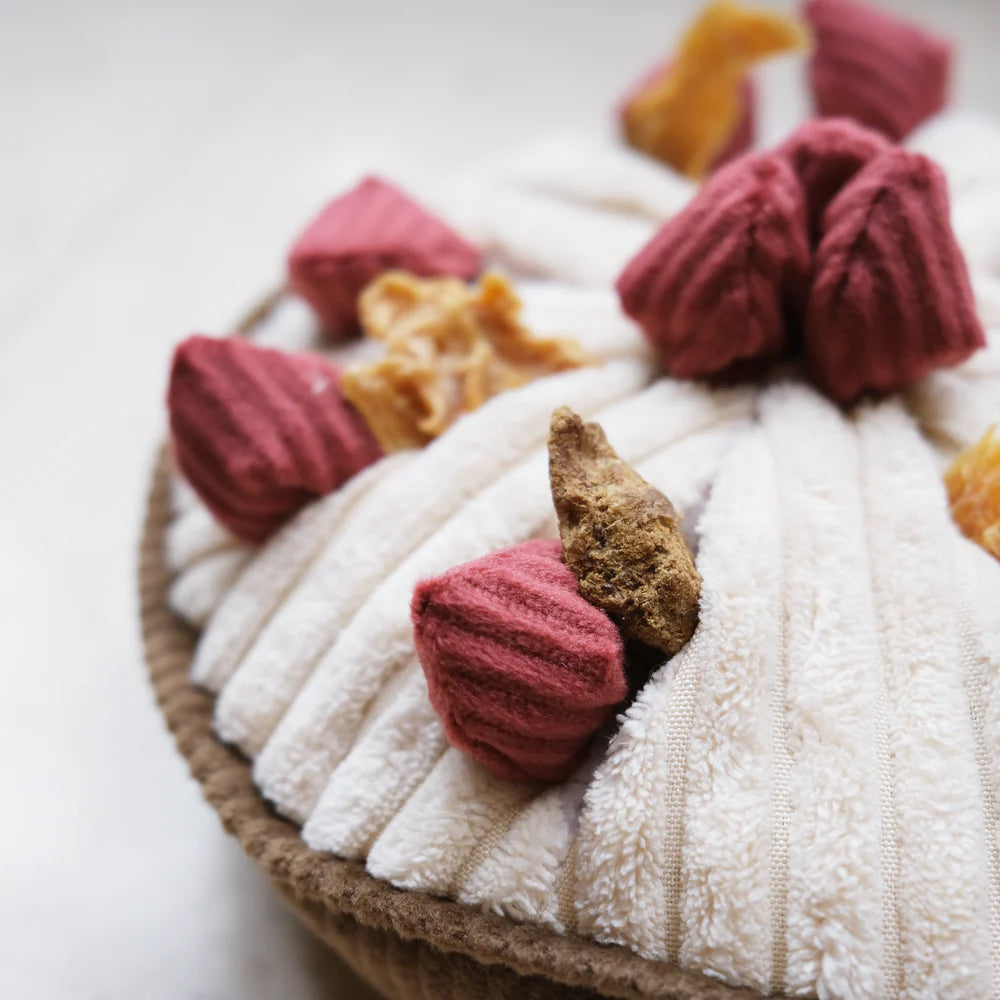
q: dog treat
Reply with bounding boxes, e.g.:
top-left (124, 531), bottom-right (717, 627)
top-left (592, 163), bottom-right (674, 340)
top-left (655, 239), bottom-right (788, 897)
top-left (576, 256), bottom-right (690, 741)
top-left (620, 61), bottom-right (757, 174)
top-left (945, 427), bottom-right (1000, 561)
top-left (168, 336), bottom-right (383, 542)
top-left (777, 116), bottom-right (890, 241)
top-left (411, 539), bottom-right (627, 784)
top-left (620, 0), bottom-right (807, 178)
top-left (617, 152), bottom-right (811, 379)
top-left (342, 270), bottom-right (595, 451)
top-left (805, 148), bottom-right (985, 402)
top-left (548, 407), bottom-right (701, 655)
top-left (287, 176), bottom-right (482, 340)
top-left (804, 0), bottom-right (952, 141)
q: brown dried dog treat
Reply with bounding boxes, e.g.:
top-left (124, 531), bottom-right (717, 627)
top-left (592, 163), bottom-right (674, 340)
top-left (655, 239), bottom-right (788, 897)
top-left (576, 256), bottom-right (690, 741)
top-left (548, 406), bottom-right (701, 655)
top-left (341, 271), bottom-right (594, 452)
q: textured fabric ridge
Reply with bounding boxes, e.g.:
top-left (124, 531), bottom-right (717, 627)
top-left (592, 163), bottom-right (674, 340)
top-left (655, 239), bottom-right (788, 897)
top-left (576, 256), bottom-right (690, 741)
top-left (956, 544), bottom-right (1000, 999)
top-left (287, 175), bottom-right (482, 337)
top-left (764, 389), bottom-right (884, 999)
top-left (804, 0), bottom-right (951, 141)
top-left (616, 153), bottom-right (811, 380)
top-left (766, 433), bottom-right (792, 999)
top-left (412, 539), bottom-right (627, 784)
top-left (857, 405), bottom-right (993, 998)
top-left (776, 117), bottom-right (889, 241)
top-left (805, 148), bottom-right (986, 402)
top-left (860, 447), bottom-right (904, 1000)
top-left (168, 336), bottom-right (383, 542)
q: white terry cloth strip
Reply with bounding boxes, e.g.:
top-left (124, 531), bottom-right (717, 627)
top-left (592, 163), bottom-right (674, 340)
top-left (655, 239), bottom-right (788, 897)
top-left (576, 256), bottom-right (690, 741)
top-left (908, 111), bottom-right (1000, 201)
top-left (366, 748), bottom-right (539, 894)
top-left (905, 366), bottom-right (1000, 458)
top-left (190, 453), bottom-right (409, 691)
top-left (165, 499), bottom-right (244, 570)
top-left (481, 132), bottom-right (695, 223)
top-left (455, 752), bottom-right (600, 932)
top-left (165, 495), bottom-right (254, 629)
top-left (574, 417), bottom-right (776, 972)
top-left (761, 386), bottom-right (884, 1000)
top-left (168, 548), bottom-right (253, 631)
top-left (517, 282), bottom-right (651, 362)
top-left (301, 663), bottom-right (449, 860)
top-left (856, 401), bottom-right (993, 1000)
top-left (457, 184), bottom-right (656, 286)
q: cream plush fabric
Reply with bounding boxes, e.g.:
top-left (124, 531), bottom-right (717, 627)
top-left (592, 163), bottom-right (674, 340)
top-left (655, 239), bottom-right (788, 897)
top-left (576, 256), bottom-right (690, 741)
top-left (164, 112), bottom-right (1000, 999)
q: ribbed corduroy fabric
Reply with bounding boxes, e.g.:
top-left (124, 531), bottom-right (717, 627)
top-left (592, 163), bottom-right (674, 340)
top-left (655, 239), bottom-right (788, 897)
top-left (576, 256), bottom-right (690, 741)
top-left (805, 148), bottom-right (985, 401)
top-left (616, 152), bottom-right (811, 378)
top-left (287, 176), bottom-right (482, 337)
top-left (776, 117), bottom-right (889, 241)
top-left (412, 539), bottom-right (626, 783)
top-left (804, 0), bottom-right (952, 141)
top-left (168, 335), bottom-right (383, 542)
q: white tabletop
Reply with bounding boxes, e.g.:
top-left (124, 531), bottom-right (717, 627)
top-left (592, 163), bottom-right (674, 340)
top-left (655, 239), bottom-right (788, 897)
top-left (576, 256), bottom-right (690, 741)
top-left (2, 1), bottom-right (997, 997)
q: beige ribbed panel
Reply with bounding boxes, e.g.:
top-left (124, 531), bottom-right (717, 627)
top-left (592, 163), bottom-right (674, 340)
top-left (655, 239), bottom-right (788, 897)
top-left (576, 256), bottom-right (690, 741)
top-left (767, 476), bottom-right (792, 999)
top-left (555, 839), bottom-right (580, 934)
top-left (659, 652), bottom-right (705, 965)
top-left (861, 447), bottom-right (904, 1000)
top-left (868, 632), bottom-right (904, 1000)
top-left (451, 802), bottom-right (534, 899)
top-left (958, 580), bottom-right (1000, 1000)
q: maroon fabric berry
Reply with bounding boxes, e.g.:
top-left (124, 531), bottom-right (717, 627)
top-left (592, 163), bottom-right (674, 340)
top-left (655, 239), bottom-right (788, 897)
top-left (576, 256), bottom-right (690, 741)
top-left (411, 540), bottom-right (627, 784)
top-left (777, 117), bottom-right (890, 241)
top-left (805, 148), bottom-right (985, 402)
top-left (287, 176), bottom-right (482, 339)
top-left (616, 152), bottom-right (811, 379)
top-left (804, 0), bottom-right (952, 141)
top-left (168, 336), bottom-right (383, 542)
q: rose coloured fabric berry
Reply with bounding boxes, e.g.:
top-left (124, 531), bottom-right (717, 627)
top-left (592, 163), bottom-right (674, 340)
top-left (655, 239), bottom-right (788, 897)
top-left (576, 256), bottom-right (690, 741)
top-left (287, 176), bottom-right (482, 339)
top-left (805, 148), bottom-right (985, 401)
top-left (168, 335), bottom-right (383, 542)
top-left (777, 116), bottom-right (890, 241)
top-left (804, 0), bottom-right (952, 141)
top-left (411, 539), bottom-right (627, 784)
top-left (616, 152), bottom-right (811, 379)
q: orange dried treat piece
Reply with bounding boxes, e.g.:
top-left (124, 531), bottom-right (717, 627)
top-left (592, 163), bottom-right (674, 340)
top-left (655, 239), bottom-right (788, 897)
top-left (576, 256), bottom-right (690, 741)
top-left (621, 0), bottom-right (809, 179)
top-left (342, 271), bottom-right (595, 452)
top-left (945, 426), bottom-right (1000, 561)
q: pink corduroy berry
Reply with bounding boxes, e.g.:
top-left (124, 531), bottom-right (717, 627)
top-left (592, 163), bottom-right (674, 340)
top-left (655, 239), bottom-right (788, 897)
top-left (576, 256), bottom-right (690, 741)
top-left (411, 539), bottom-right (627, 784)
top-left (168, 335), bottom-right (383, 543)
top-left (287, 176), bottom-right (482, 340)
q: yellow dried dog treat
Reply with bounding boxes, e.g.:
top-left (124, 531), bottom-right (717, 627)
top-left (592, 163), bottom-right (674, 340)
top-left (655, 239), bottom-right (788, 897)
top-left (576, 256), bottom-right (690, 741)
top-left (342, 271), bottom-right (595, 452)
top-left (622, 0), bottom-right (809, 178)
top-left (945, 426), bottom-right (1000, 560)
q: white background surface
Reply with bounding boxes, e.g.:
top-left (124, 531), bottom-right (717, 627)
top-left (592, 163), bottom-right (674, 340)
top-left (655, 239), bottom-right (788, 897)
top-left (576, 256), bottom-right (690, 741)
top-left (1, 1), bottom-right (997, 997)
